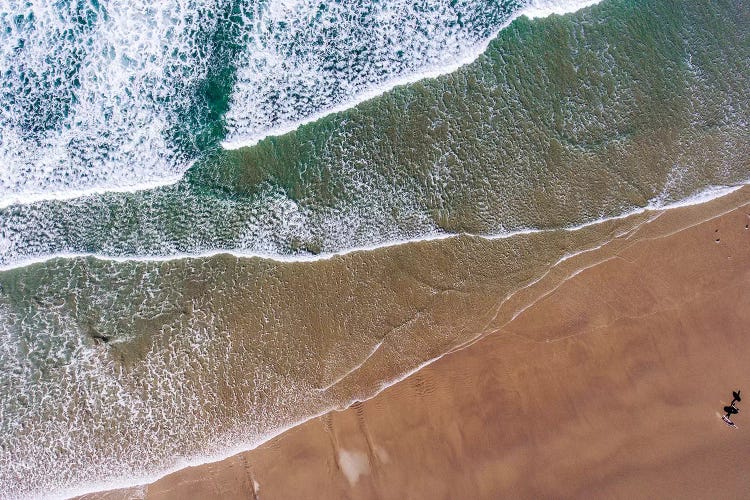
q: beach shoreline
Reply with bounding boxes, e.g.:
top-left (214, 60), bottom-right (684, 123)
top-left (2, 0), bottom-right (748, 496)
top-left (75, 186), bottom-right (750, 499)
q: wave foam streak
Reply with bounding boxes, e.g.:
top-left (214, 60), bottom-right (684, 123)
top-left (223, 0), bottom-right (524, 146)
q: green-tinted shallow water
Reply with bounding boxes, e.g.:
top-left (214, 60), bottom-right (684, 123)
top-left (0, 0), bottom-right (748, 497)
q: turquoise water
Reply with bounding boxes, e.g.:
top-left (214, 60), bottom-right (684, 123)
top-left (1, 0), bottom-right (532, 205)
top-left (0, 0), bottom-right (748, 497)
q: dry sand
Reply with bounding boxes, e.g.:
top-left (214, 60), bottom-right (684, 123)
top-left (81, 187), bottom-right (750, 499)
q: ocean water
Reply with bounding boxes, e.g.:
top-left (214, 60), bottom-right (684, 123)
top-left (1, 0), bottom-right (748, 270)
top-left (0, 0), bottom-right (748, 497)
top-left (1, 0), bottom-right (604, 208)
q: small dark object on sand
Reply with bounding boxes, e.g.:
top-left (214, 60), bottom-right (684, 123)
top-left (732, 390), bottom-right (741, 405)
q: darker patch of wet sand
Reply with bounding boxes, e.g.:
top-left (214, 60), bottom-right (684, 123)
top-left (79, 187), bottom-right (750, 499)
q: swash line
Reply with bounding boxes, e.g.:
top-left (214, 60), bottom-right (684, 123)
top-left (0, 182), bottom-right (744, 274)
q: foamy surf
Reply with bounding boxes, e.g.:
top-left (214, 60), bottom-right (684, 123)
top-left (1, 0), bottom-right (747, 274)
top-left (0, 181), bottom-right (744, 274)
top-left (1, 0), bottom-right (603, 208)
top-left (522, 0), bottom-right (601, 18)
top-left (0, 174), bottom-right (185, 211)
top-left (0, 0), bottom-right (220, 205)
top-left (222, 0), bottom-right (606, 149)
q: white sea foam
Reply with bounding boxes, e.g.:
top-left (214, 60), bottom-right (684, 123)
top-left (649, 183), bottom-right (747, 211)
top-left (223, 0), bottom-right (605, 149)
top-left (0, 173), bottom-right (185, 211)
top-left (522, 0), bottom-right (601, 19)
top-left (0, 181), bottom-right (745, 274)
top-left (0, 0), bottom-right (218, 207)
top-left (1, 0), bottom-right (604, 208)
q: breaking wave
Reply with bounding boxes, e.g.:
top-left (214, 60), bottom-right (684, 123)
top-left (1, 0), bottom-right (600, 207)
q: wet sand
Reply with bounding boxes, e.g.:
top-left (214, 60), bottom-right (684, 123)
top-left (80, 187), bottom-right (750, 499)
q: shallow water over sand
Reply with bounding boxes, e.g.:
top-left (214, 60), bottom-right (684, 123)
top-left (0, 204), bottom-right (656, 497)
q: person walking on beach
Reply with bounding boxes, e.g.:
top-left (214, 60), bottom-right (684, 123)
top-left (722, 389), bottom-right (741, 428)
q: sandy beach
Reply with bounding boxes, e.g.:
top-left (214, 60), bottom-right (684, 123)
top-left (2, 0), bottom-right (747, 497)
top-left (77, 186), bottom-right (750, 499)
